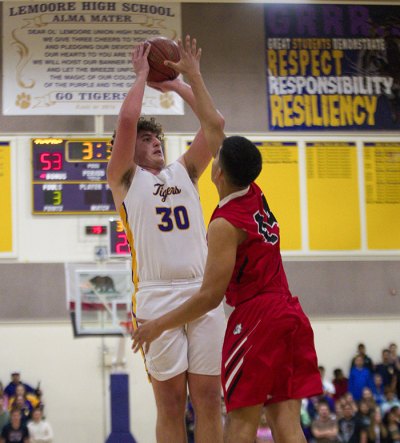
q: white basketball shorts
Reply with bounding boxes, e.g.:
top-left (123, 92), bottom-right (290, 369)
top-left (136, 279), bottom-right (226, 381)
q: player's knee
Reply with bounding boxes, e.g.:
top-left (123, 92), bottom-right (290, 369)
top-left (154, 387), bottom-right (186, 418)
top-left (158, 396), bottom-right (186, 420)
top-left (190, 384), bottom-right (221, 412)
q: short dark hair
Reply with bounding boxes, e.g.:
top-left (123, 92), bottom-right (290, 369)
top-left (333, 368), bottom-right (343, 377)
top-left (219, 136), bottom-right (262, 187)
top-left (317, 399), bottom-right (330, 408)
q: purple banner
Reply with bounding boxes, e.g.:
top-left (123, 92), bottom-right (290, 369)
top-left (265, 4), bottom-right (400, 130)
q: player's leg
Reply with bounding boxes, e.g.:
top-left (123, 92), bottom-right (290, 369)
top-left (224, 403), bottom-right (263, 443)
top-left (186, 299), bottom-right (225, 443)
top-left (264, 399), bottom-right (306, 443)
top-left (187, 373), bottom-right (223, 443)
top-left (151, 372), bottom-right (188, 443)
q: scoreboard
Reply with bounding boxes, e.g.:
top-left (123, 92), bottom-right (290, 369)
top-left (32, 138), bottom-right (117, 214)
top-left (109, 219), bottom-right (130, 257)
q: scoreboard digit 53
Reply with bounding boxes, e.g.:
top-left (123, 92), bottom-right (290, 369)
top-left (32, 138), bottom-right (116, 215)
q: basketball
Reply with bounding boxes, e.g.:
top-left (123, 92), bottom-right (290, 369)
top-left (146, 37), bottom-right (180, 83)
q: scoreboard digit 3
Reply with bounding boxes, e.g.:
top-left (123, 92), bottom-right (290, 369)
top-left (32, 138), bottom-right (116, 215)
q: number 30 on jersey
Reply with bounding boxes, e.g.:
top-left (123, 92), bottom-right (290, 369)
top-left (156, 206), bottom-right (190, 232)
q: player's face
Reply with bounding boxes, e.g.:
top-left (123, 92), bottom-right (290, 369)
top-left (134, 131), bottom-right (165, 170)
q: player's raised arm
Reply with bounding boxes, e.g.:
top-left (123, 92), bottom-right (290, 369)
top-left (107, 43), bottom-right (150, 209)
top-left (160, 35), bottom-right (225, 182)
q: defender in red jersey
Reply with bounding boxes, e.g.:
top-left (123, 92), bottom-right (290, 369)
top-left (133, 46), bottom-right (322, 443)
top-left (212, 181), bottom-right (322, 415)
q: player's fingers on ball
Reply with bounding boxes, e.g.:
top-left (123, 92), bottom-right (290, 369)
top-left (177, 38), bottom-right (183, 51)
top-left (134, 45), bottom-right (142, 59)
top-left (164, 60), bottom-right (176, 70)
top-left (185, 35), bottom-right (191, 52)
top-left (191, 38), bottom-right (197, 54)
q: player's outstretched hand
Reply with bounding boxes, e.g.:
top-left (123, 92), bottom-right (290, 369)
top-left (164, 35), bottom-right (201, 78)
top-left (131, 318), bottom-right (163, 354)
top-left (132, 43), bottom-right (151, 77)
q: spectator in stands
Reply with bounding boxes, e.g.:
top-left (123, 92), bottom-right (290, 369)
top-left (311, 399), bottom-right (339, 443)
top-left (8, 385), bottom-right (39, 411)
top-left (338, 402), bottom-right (364, 443)
top-left (27, 408), bottom-right (53, 443)
top-left (0, 407), bottom-right (30, 443)
top-left (32, 385), bottom-right (42, 411)
top-left (348, 355), bottom-right (374, 401)
top-left (304, 366), bottom-right (336, 419)
top-left (306, 393), bottom-right (335, 421)
top-left (319, 366), bottom-right (336, 398)
top-left (13, 396), bottom-right (32, 425)
top-left (362, 407), bottom-right (391, 443)
top-left (4, 374), bottom-right (34, 399)
top-left (334, 398), bottom-right (344, 420)
top-left (389, 343), bottom-right (400, 368)
top-left (0, 396), bottom-right (9, 435)
top-left (381, 387), bottom-right (400, 416)
top-left (384, 406), bottom-right (400, 442)
top-left (342, 393), bottom-right (358, 414)
top-left (392, 404), bottom-right (400, 423)
top-left (332, 368), bottom-right (349, 402)
top-left (376, 349), bottom-right (397, 389)
top-left (361, 387), bottom-right (378, 411)
top-left (356, 399), bottom-right (372, 429)
top-left (372, 373), bottom-right (386, 406)
top-left (390, 343), bottom-right (400, 400)
top-left (351, 343), bottom-right (374, 372)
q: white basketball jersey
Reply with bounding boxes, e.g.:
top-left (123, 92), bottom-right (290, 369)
top-left (120, 161), bottom-right (208, 286)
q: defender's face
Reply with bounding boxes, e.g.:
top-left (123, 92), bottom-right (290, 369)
top-left (134, 131), bottom-right (165, 170)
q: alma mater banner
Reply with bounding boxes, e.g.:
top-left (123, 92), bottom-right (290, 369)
top-left (264, 4), bottom-right (400, 131)
top-left (2, 1), bottom-right (182, 116)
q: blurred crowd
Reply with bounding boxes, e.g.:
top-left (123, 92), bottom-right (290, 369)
top-left (0, 372), bottom-right (53, 443)
top-left (185, 342), bottom-right (400, 443)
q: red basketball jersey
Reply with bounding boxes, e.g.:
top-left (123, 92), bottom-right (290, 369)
top-left (210, 182), bottom-right (290, 307)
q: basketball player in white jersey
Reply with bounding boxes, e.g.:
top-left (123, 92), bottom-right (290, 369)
top-left (107, 37), bottom-right (226, 443)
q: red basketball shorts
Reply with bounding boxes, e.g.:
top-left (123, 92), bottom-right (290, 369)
top-left (221, 293), bottom-right (322, 412)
